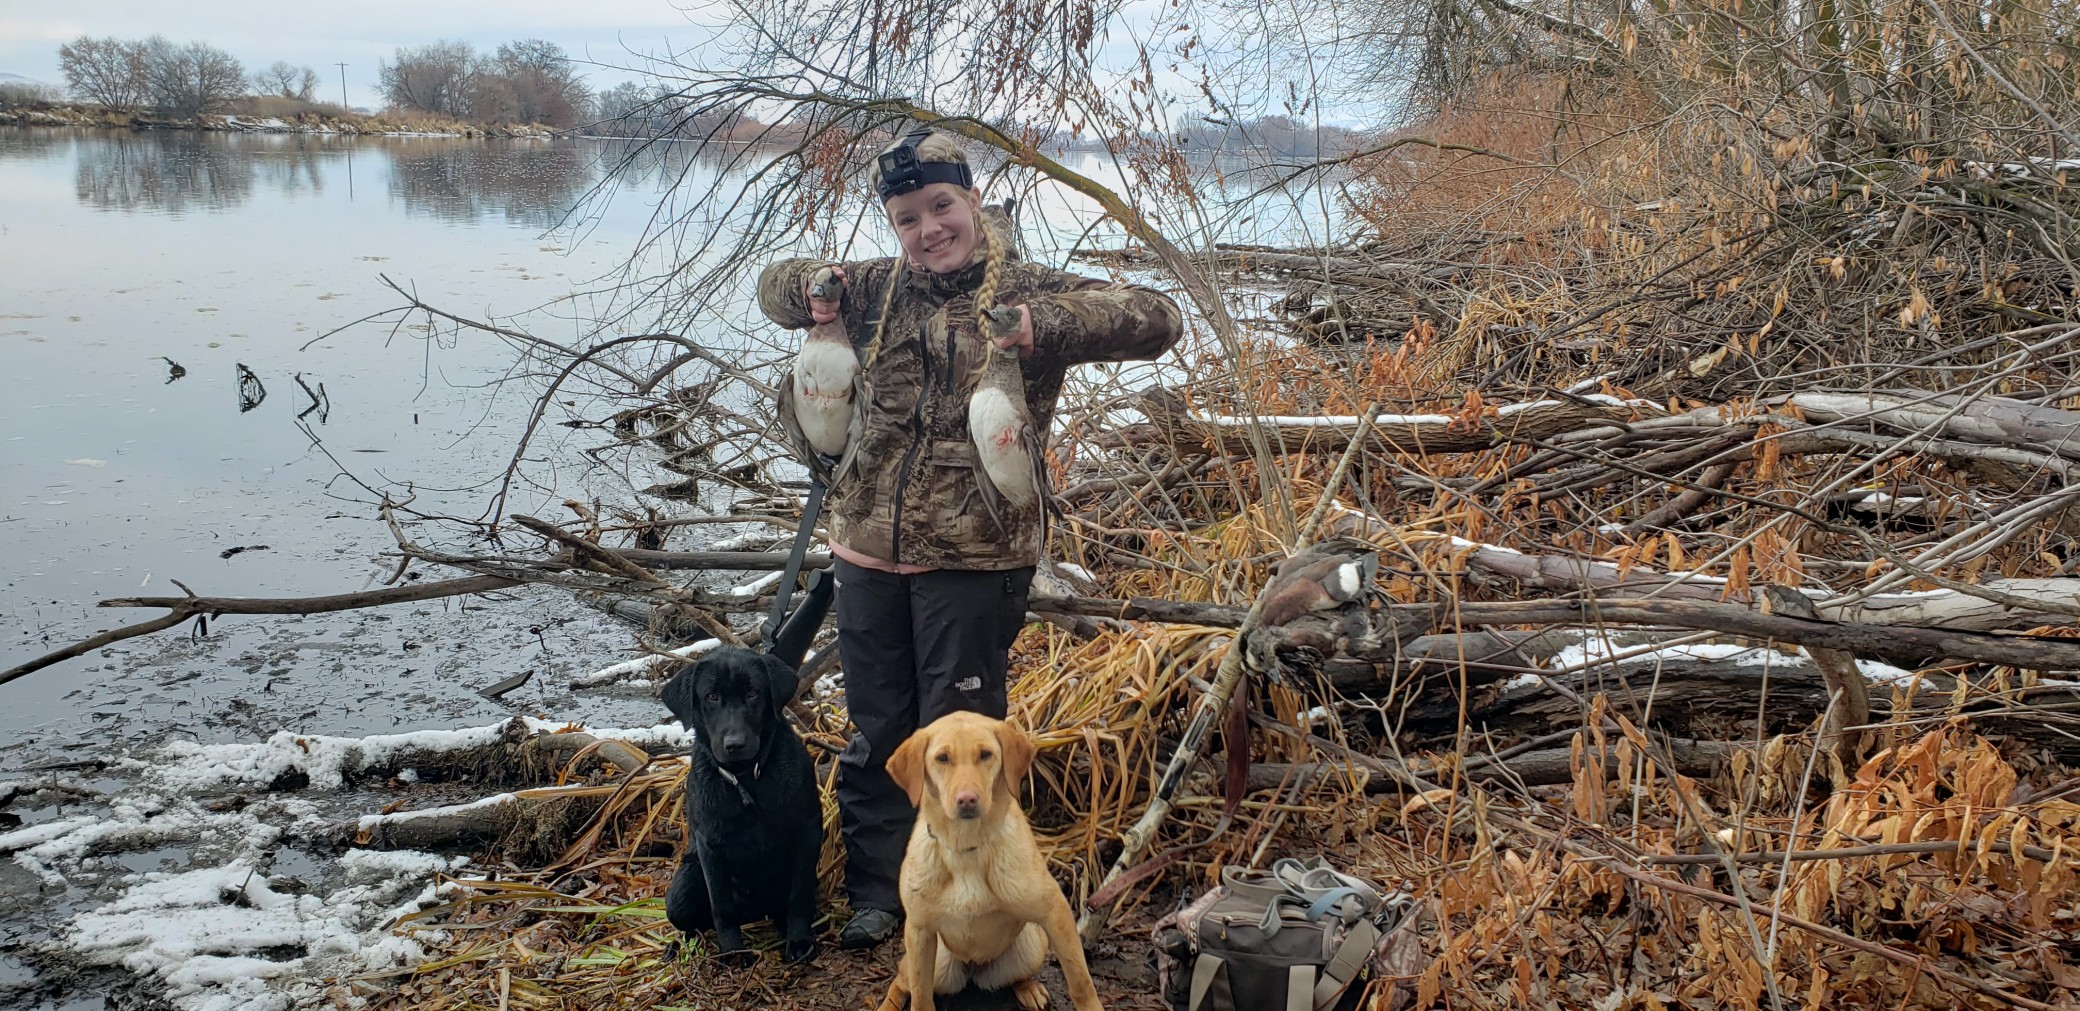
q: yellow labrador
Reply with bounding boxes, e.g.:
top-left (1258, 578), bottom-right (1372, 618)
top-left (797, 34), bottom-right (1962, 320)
top-left (877, 711), bottom-right (1103, 1011)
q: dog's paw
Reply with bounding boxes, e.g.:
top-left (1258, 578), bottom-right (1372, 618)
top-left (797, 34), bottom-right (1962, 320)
top-left (710, 926), bottom-right (757, 966)
top-left (716, 947), bottom-right (761, 968)
top-left (1012, 977), bottom-right (1051, 1010)
top-left (783, 936), bottom-right (820, 964)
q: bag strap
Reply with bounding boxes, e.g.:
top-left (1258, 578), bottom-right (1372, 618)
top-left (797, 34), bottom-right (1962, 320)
top-left (1304, 886), bottom-right (1365, 925)
top-left (1311, 918), bottom-right (1382, 1010)
top-left (1287, 965), bottom-right (1317, 1011)
top-left (1188, 954), bottom-right (1227, 1011)
top-left (761, 478), bottom-right (827, 653)
top-left (1257, 892), bottom-right (1321, 938)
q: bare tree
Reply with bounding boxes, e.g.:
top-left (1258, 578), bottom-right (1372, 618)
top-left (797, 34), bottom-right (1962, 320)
top-left (252, 60), bottom-right (320, 101)
top-left (480, 39), bottom-right (590, 128)
top-left (57, 35), bottom-right (149, 112)
top-left (378, 40), bottom-right (478, 119)
top-left (591, 80), bottom-right (651, 128)
top-left (138, 37), bottom-right (247, 118)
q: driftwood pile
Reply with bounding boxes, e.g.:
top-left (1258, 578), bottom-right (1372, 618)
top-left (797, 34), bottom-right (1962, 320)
top-left (17, 217), bottom-right (2080, 1006)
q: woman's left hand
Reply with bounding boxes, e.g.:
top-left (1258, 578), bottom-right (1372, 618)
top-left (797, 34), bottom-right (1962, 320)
top-left (991, 305), bottom-right (1034, 356)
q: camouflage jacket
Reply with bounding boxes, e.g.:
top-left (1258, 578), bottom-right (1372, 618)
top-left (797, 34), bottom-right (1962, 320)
top-left (759, 255), bottom-right (1182, 570)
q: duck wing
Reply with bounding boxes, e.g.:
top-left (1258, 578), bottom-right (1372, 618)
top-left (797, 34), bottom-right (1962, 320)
top-left (775, 375), bottom-right (833, 486)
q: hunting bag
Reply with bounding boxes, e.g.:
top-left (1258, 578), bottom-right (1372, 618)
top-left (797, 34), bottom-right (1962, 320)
top-left (1152, 857), bottom-right (1418, 1011)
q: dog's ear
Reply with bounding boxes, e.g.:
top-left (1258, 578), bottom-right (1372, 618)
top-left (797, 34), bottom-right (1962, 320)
top-left (884, 731), bottom-right (929, 807)
top-left (996, 721), bottom-right (1037, 791)
top-left (759, 652), bottom-right (800, 717)
top-left (660, 659), bottom-right (706, 728)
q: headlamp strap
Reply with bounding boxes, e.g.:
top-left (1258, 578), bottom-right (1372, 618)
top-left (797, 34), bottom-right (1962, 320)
top-left (877, 127), bottom-right (973, 202)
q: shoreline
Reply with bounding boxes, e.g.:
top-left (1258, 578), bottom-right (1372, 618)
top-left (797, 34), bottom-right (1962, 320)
top-left (0, 104), bottom-right (562, 138)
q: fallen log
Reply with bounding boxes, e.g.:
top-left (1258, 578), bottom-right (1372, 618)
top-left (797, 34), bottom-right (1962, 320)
top-left (615, 548), bottom-right (830, 571)
top-left (1439, 598), bottom-right (2080, 671)
top-left (1784, 390), bottom-right (2080, 461)
top-left (1030, 591), bottom-right (2080, 671)
top-left (95, 574), bottom-right (522, 616)
top-left (1326, 507), bottom-right (2080, 634)
top-left (1379, 655), bottom-right (2080, 760)
top-left (351, 784), bottom-right (616, 857)
top-left (1073, 244), bottom-right (1460, 284)
top-left (569, 638), bottom-right (724, 689)
top-left (1245, 735), bottom-right (1733, 790)
top-left (1, 574), bottom-right (525, 686)
top-left (1118, 386), bottom-right (1664, 458)
top-left (9, 546), bottom-right (823, 685)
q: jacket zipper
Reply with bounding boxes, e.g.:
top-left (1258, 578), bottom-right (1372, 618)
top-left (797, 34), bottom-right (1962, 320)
top-left (888, 321), bottom-right (930, 565)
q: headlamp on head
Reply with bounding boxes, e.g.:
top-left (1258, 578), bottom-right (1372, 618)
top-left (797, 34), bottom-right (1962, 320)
top-left (876, 128), bottom-right (974, 203)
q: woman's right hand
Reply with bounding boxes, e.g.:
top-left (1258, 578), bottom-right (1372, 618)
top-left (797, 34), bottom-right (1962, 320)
top-left (806, 265), bottom-right (846, 325)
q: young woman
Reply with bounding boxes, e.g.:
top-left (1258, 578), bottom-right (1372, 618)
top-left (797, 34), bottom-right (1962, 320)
top-left (756, 128), bottom-right (1183, 948)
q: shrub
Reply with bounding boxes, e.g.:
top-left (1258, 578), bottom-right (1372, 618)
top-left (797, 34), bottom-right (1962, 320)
top-left (0, 81), bottom-right (64, 109)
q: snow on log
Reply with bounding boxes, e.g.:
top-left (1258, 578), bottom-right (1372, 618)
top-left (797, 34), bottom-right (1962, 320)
top-left (1118, 386), bottom-right (1667, 456)
top-left (568, 637), bottom-right (723, 688)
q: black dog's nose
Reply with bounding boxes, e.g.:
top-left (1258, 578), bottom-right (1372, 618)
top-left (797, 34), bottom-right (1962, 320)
top-left (720, 732), bottom-right (750, 757)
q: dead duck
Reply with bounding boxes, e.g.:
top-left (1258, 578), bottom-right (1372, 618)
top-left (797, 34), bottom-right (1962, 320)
top-left (778, 266), bottom-right (864, 485)
top-left (968, 305), bottom-right (1048, 524)
top-left (1257, 536), bottom-right (1381, 628)
top-left (1244, 536), bottom-right (1384, 680)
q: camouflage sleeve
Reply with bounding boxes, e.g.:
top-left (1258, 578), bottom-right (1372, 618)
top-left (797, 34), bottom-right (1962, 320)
top-left (756, 258), bottom-right (829, 330)
top-left (758, 257), bottom-right (899, 334)
top-left (1022, 274), bottom-right (1184, 366)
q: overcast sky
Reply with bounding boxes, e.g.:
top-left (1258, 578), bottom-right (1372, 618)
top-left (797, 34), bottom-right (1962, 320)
top-left (0, 1), bottom-right (717, 109)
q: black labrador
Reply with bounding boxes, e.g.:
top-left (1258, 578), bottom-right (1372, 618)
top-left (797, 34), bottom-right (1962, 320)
top-left (660, 646), bottom-right (822, 963)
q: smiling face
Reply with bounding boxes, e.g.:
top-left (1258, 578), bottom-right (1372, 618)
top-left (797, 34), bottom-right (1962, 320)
top-left (884, 182), bottom-right (983, 275)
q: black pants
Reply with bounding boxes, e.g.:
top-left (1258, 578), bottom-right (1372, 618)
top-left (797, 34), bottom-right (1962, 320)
top-left (832, 558), bottom-right (1034, 912)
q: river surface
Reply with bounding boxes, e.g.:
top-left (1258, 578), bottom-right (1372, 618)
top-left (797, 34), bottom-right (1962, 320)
top-left (0, 127), bottom-right (1335, 1010)
top-left (0, 129), bottom-right (774, 1010)
top-left (0, 130), bottom-right (678, 765)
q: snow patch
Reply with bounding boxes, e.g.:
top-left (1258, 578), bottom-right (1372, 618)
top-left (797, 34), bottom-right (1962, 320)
top-left (139, 717), bottom-right (696, 792)
top-left (63, 850), bottom-right (466, 1011)
top-left (358, 791), bottom-right (515, 832)
top-left (1506, 637), bottom-right (1922, 691)
top-left (1191, 410), bottom-right (1454, 427)
top-left (731, 569), bottom-right (784, 598)
top-left (709, 529), bottom-right (772, 551)
top-left (1, 800), bottom-right (284, 886)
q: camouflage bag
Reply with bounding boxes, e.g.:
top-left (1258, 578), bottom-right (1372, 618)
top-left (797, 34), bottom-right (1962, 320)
top-left (1152, 857), bottom-right (1420, 1011)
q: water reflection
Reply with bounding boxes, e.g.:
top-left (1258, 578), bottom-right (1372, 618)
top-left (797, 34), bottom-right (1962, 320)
top-left (74, 131), bottom-right (256, 214)
top-left (385, 140), bottom-right (592, 228)
top-left (0, 128), bottom-right (599, 225)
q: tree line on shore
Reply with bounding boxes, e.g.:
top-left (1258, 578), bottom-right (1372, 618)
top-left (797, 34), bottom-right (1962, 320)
top-left (590, 79), bottom-right (1364, 155)
top-left (22, 35), bottom-right (592, 129)
top-left (14, 34), bottom-right (1364, 150)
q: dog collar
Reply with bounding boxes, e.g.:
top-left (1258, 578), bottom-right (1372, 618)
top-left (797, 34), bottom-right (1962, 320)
top-left (925, 824), bottom-right (982, 855)
top-left (714, 760), bottom-right (762, 807)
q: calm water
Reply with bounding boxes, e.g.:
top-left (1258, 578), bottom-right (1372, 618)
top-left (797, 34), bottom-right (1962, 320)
top-left (0, 129), bottom-right (683, 765)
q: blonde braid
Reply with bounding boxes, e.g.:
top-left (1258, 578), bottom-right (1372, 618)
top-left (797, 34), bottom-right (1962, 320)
top-left (859, 252), bottom-right (906, 372)
top-left (970, 207), bottom-right (1009, 378)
